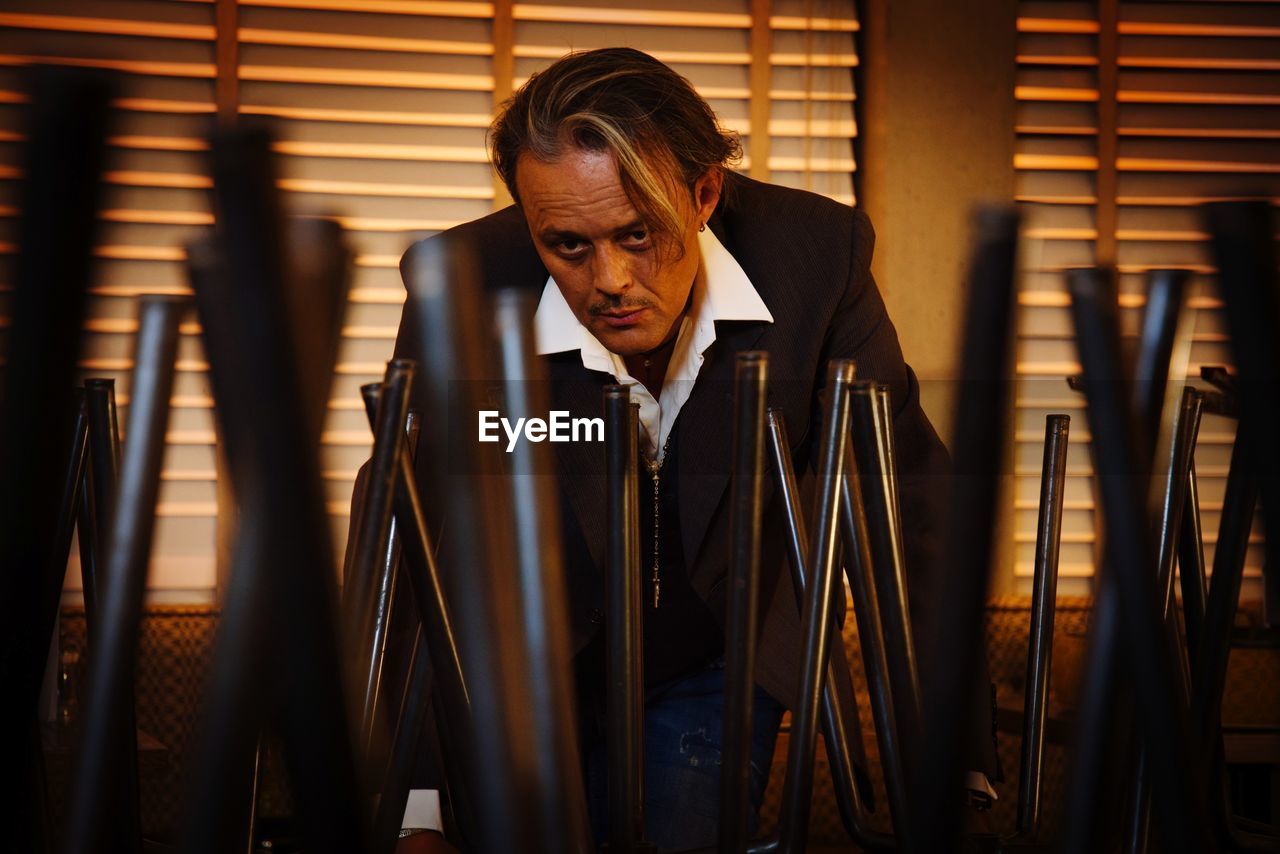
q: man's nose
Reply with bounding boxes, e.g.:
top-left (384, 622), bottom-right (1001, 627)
top-left (593, 246), bottom-right (632, 296)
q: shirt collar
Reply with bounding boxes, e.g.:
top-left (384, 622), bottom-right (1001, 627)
top-left (533, 225), bottom-right (773, 357)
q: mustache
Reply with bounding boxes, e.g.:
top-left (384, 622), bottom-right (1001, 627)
top-left (588, 296), bottom-right (653, 315)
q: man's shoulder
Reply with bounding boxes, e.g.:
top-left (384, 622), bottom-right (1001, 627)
top-left (721, 171), bottom-right (871, 243)
top-left (717, 172), bottom-right (873, 301)
top-left (398, 204), bottom-right (546, 294)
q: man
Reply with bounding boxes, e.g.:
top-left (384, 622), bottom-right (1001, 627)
top-left (388, 47), bottom-right (999, 850)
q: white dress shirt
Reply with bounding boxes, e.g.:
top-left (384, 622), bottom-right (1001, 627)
top-left (533, 226), bottom-right (774, 461)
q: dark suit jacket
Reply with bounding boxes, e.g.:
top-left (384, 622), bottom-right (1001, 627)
top-left (390, 171), bottom-right (998, 776)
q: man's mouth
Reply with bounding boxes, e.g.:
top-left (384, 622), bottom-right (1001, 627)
top-left (597, 307), bottom-right (647, 328)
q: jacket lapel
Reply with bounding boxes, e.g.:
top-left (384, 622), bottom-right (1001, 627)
top-left (676, 319), bottom-right (770, 583)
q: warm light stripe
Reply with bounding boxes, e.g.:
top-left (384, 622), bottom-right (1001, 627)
top-left (98, 209), bottom-right (214, 226)
top-left (115, 97), bottom-right (215, 114)
top-left (772, 52), bottom-right (857, 67)
top-left (321, 429), bottom-right (384, 444)
top-left (329, 215), bottom-right (456, 231)
top-left (1014, 154), bottom-right (1280, 174)
top-left (0, 54), bottom-right (215, 78)
top-left (1117, 21), bottom-right (1280, 38)
top-left (1024, 227), bottom-right (1217, 241)
top-left (1120, 57), bottom-right (1280, 72)
top-left (1014, 153), bottom-right (1099, 170)
top-left (1027, 197), bottom-right (1239, 209)
top-left (1016, 125), bottom-right (1096, 136)
top-left (10, 131), bottom-right (210, 155)
top-left (342, 325), bottom-right (398, 339)
top-left (1118, 157), bottom-right (1280, 174)
top-left (354, 254), bottom-right (401, 268)
top-left (1116, 195), bottom-right (1280, 206)
top-left (771, 15), bottom-right (858, 32)
top-left (0, 90), bottom-right (299, 120)
top-left (105, 171), bottom-right (213, 189)
top-left (508, 80), bottom-right (854, 102)
top-left (1020, 262), bottom-right (1217, 276)
top-left (97, 245), bottom-right (185, 261)
top-left (155, 502), bottom-right (220, 517)
top-left (1120, 128), bottom-right (1280, 140)
top-left (89, 284), bottom-right (195, 298)
top-left (1015, 194), bottom-right (1099, 205)
top-left (62, 316), bottom-right (400, 342)
top-left (162, 468), bottom-right (218, 480)
top-left (0, 242), bottom-right (188, 262)
top-left (238, 65), bottom-right (493, 91)
top-left (78, 358), bottom-right (210, 372)
top-left (1119, 91), bottom-right (1280, 106)
top-left (1018, 56), bottom-right (1280, 72)
top-left (1013, 465), bottom-right (1232, 479)
top-left (0, 13), bottom-right (215, 41)
top-left (238, 0), bottom-right (495, 16)
top-left (1023, 227), bottom-right (1097, 240)
top-left (272, 140), bottom-right (490, 162)
top-left (1017, 17), bottom-right (1280, 38)
top-left (514, 45), bottom-right (750, 64)
top-left (111, 135), bottom-right (209, 152)
top-left (1117, 228), bottom-right (1211, 240)
top-left (110, 394), bottom-right (215, 409)
top-left (80, 318), bottom-right (204, 335)
top-left (767, 119), bottom-right (858, 136)
top-left (238, 27), bottom-right (493, 55)
top-left (1009, 432), bottom-right (1232, 449)
top-left (1018, 17), bottom-right (1099, 34)
top-left (71, 357), bottom-right (394, 379)
top-left (514, 5), bottom-right (751, 27)
top-left (276, 178), bottom-right (493, 199)
top-left (348, 288), bottom-right (408, 305)
top-left (1015, 86), bottom-right (1099, 102)
top-left (1014, 530), bottom-right (1260, 546)
top-left (239, 103), bottom-right (489, 127)
top-left (768, 156), bottom-right (857, 172)
top-left (1018, 292), bottom-right (1224, 310)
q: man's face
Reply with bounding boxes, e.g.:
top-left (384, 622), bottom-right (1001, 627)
top-left (515, 147), bottom-right (721, 356)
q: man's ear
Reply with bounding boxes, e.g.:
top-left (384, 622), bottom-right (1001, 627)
top-left (693, 167), bottom-right (723, 224)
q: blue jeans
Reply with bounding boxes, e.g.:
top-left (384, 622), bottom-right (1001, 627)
top-left (584, 660), bottom-right (786, 852)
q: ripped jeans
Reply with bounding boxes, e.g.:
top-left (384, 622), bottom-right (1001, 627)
top-left (584, 659), bottom-right (787, 852)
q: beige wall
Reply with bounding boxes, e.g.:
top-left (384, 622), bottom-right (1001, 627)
top-left (859, 0), bottom-right (1018, 591)
top-left (859, 0), bottom-right (1017, 445)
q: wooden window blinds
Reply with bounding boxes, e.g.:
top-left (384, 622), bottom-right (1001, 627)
top-left (1014, 0), bottom-right (1277, 594)
top-left (0, 0), bottom-right (860, 603)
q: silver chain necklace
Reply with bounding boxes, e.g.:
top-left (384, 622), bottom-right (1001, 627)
top-left (643, 434), bottom-right (673, 608)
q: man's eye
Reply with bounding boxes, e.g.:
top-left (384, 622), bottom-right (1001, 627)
top-left (556, 239), bottom-right (587, 256)
top-left (621, 230), bottom-right (650, 248)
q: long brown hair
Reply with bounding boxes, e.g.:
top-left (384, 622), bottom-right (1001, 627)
top-left (489, 47), bottom-right (741, 244)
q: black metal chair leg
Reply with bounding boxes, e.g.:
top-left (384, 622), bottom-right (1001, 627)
top-left (777, 359), bottom-right (857, 854)
top-left (0, 66), bottom-right (114, 854)
top-left (910, 209), bottom-right (1019, 854)
top-left (1061, 267), bottom-right (1207, 854)
top-left (719, 353), bottom-right (769, 854)
top-left (849, 382), bottom-right (923, 755)
top-left (604, 387), bottom-right (647, 853)
top-left (765, 409), bottom-right (889, 852)
top-left (1015, 414), bottom-right (1069, 840)
top-left (64, 295), bottom-right (188, 854)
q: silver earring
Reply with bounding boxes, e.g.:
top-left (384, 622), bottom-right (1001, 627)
top-left (699, 221), bottom-right (706, 233)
